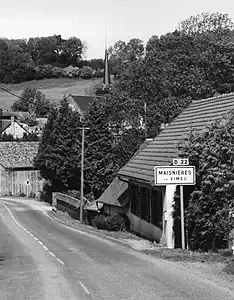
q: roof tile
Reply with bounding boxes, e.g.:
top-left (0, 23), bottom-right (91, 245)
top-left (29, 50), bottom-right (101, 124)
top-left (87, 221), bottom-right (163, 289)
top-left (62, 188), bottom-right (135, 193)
top-left (0, 142), bottom-right (39, 169)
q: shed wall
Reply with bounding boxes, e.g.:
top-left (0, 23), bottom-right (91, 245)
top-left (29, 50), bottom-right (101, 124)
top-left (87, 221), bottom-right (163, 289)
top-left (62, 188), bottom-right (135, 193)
top-left (0, 168), bottom-right (43, 197)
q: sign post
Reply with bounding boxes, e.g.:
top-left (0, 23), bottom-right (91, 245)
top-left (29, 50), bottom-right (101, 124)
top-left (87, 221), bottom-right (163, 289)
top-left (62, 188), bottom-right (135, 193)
top-left (180, 185), bottom-right (185, 250)
top-left (154, 159), bottom-right (196, 250)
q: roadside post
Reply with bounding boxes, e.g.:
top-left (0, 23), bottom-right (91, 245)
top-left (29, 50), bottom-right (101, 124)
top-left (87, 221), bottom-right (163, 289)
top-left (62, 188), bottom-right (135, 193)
top-left (154, 158), bottom-right (196, 250)
top-left (78, 118), bottom-right (89, 224)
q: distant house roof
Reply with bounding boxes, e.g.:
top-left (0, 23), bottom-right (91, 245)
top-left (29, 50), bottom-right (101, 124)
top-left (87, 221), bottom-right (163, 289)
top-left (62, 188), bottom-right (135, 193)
top-left (1, 120), bottom-right (11, 132)
top-left (97, 177), bottom-right (129, 207)
top-left (0, 119), bottom-right (30, 135)
top-left (1, 111), bottom-right (31, 120)
top-left (68, 94), bottom-right (105, 112)
top-left (118, 92), bottom-right (234, 184)
top-left (0, 142), bottom-right (39, 169)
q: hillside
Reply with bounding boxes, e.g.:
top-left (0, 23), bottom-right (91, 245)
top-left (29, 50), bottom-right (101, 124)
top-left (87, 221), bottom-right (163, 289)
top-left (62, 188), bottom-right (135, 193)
top-left (0, 77), bottom-right (103, 110)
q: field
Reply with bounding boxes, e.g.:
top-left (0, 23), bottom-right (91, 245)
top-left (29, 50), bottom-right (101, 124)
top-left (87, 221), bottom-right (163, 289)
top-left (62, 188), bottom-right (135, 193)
top-left (0, 77), bottom-right (103, 110)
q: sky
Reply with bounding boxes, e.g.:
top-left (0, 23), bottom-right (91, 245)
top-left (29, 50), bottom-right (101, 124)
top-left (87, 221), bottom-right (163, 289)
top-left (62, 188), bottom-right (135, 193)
top-left (1, 0), bottom-right (234, 59)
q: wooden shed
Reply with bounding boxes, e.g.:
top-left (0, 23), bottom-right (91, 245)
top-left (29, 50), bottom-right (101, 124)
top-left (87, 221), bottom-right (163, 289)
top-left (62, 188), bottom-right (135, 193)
top-left (0, 142), bottom-right (43, 197)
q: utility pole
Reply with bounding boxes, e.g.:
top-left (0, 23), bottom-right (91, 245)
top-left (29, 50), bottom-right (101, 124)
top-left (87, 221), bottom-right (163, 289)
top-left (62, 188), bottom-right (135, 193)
top-left (144, 101), bottom-right (147, 138)
top-left (78, 121), bottom-right (89, 224)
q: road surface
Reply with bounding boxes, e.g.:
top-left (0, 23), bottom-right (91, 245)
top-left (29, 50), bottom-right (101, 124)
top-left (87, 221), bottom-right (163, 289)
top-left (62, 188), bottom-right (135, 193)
top-left (0, 198), bottom-right (233, 300)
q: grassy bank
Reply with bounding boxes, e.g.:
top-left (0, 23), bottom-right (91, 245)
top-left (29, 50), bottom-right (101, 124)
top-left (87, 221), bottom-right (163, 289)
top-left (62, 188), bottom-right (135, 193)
top-left (0, 77), bottom-right (102, 110)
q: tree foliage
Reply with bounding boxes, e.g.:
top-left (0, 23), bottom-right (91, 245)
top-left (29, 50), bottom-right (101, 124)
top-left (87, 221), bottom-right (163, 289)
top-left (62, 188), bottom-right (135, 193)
top-left (34, 99), bottom-right (82, 191)
top-left (11, 88), bottom-right (52, 117)
top-left (174, 111), bottom-right (234, 251)
top-left (108, 38), bottom-right (144, 77)
top-left (178, 12), bottom-right (234, 36)
top-left (84, 101), bottom-right (117, 198)
top-left (110, 13), bottom-right (234, 136)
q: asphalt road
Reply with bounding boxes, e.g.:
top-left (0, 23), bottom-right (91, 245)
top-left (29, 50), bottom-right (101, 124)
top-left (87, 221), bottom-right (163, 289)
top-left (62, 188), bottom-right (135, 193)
top-left (0, 198), bottom-right (233, 300)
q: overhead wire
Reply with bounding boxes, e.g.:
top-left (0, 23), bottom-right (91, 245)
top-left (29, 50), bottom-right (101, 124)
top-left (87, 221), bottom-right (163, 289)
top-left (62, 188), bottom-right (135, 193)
top-left (0, 86), bottom-right (71, 103)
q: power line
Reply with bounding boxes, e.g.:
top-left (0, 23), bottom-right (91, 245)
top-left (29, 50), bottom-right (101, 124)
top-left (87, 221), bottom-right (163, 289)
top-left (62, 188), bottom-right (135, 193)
top-left (0, 86), bottom-right (70, 103)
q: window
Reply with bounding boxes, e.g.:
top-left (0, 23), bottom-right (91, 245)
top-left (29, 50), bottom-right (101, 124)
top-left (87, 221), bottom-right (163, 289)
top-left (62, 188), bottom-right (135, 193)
top-left (130, 183), bottom-right (140, 217)
top-left (151, 190), bottom-right (163, 229)
top-left (140, 187), bottom-right (150, 223)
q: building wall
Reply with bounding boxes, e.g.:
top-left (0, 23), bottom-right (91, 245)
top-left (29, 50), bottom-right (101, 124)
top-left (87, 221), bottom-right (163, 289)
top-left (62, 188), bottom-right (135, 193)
top-left (0, 167), bottom-right (43, 197)
top-left (103, 204), bottom-right (126, 215)
top-left (126, 181), bottom-right (177, 247)
top-left (4, 121), bottom-right (27, 138)
top-left (127, 212), bottom-right (162, 242)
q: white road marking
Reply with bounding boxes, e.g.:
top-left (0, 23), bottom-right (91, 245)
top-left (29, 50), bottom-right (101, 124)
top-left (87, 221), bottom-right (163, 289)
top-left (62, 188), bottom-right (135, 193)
top-left (0, 201), bottom-right (65, 267)
top-left (49, 251), bottom-right (56, 257)
top-left (79, 281), bottom-right (90, 295)
top-left (56, 258), bottom-right (64, 265)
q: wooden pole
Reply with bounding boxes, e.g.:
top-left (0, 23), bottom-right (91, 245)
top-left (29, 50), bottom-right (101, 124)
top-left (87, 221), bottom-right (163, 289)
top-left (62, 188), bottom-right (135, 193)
top-left (80, 125), bottom-right (85, 223)
top-left (180, 185), bottom-right (185, 250)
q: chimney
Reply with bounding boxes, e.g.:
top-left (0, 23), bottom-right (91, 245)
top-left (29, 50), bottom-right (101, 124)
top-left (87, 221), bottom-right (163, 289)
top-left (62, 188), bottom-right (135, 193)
top-left (0, 109), bottom-right (2, 134)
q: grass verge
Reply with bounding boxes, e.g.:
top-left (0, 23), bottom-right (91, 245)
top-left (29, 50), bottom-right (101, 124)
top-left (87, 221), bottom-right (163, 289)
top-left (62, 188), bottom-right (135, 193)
top-left (49, 210), bottom-right (142, 240)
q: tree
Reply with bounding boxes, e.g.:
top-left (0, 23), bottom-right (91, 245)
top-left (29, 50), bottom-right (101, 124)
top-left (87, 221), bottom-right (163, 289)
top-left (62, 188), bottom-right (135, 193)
top-left (174, 111), bottom-right (234, 251)
top-left (60, 37), bottom-right (84, 65)
top-left (11, 88), bottom-right (52, 117)
top-left (0, 39), bottom-right (8, 82)
top-left (34, 99), bottom-right (82, 191)
top-left (1, 44), bottom-right (35, 83)
top-left (113, 127), bottom-right (146, 170)
top-left (178, 12), bottom-right (234, 36)
top-left (108, 38), bottom-right (144, 77)
top-left (27, 35), bottom-right (85, 66)
top-left (112, 15), bottom-right (234, 135)
top-left (84, 101), bottom-right (117, 198)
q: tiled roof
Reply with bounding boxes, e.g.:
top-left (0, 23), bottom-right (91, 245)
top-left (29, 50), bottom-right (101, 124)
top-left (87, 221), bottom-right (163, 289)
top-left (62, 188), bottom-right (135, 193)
top-left (0, 142), bottom-right (39, 169)
top-left (118, 93), bottom-right (234, 183)
top-left (97, 177), bottom-right (129, 207)
top-left (69, 95), bottom-right (105, 112)
top-left (1, 111), bottom-right (31, 120)
top-left (85, 200), bottom-right (103, 211)
top-left (0, 120), bottom-right (11, 132)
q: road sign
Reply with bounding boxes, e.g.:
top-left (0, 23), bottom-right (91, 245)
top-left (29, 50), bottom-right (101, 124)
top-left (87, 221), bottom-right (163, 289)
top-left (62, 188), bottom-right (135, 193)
top-left (154, 166), bottom-right (196, 185)
top-left (173, 158), bottom-right (189, 166)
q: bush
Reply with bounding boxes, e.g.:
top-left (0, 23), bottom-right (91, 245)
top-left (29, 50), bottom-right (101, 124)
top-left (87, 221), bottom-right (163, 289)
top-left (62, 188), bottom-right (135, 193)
top-left (18, 192), bottom-right (26, 197)
top-left (52, 66), bottom-right (63, 78)
top-left (80, 66), bottom-right (93, 79)
top-left (92, 213), bottom-right (129, 231)
top-left (93, 214), bottom-right (107, 229)
top-left (41, 64), bottom-right (53, 78)
top-left (34, 66), bottom-right (44, 80)
top-left (29, 191), bottom-right (36, 198)
top-left (71, 66), bottom-right (80, 77)
top-left (94, 69), bottom-right (104, 78)
top-left (62, 65), bottom-right (80, 78)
